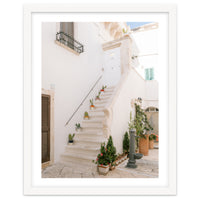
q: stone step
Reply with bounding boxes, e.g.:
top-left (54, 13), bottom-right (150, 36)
top-left (88, 106), bottom-right (106, 111)
top-left (75, 130), bottom-right (103, 136)
top-left (94, 104), bottom-right (107, 109)
top-left (74, 138), bottom-right (106, 147)
top-left (82, 119), bottom-right (103, 124)
top-left (102, 90), bottom-right (114, 94)
top-left (98, 96), bottom-right (111, 101)
top-left (107, 86), bottom-right (115, 89)
top-left (94, 99), bottom-right (109, 104)
top-left (101, 92), bottom-right (113, 97)
top-left (65, 145), bottom-right (100, 157)
top-left (89, 108), bottom-right (105, 113)
top-left (87, 112), bottom-right (105, 119)
top-left (75, 131), bottom-right (104, 138)
top-left (80, 126), bottom-right (103, 132)
top-left (81, 122), bottom-right (103, 129)
top-left (103, 87), bottom-right (115, 91)
top-left (60, 152), bottom-right (96, 168)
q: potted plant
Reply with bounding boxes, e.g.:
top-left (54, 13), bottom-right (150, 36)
top-left (93, 136), bottom-right (117, 174)
top-left (100, 85), bottom-right (107, 92)
top-left (84, 111), bottom-right (89, 120)
top-left (123, 131), bottom-right (129, 156)
top-left (106, 136), bottom-right (117, 170)
top-left (90, 99), bottom-right (95, 110)
top-left (122, 28), bottom-right (129, 35)
top-left (133, 103), bottom-right (153, 156)
top-left (75, 123), bottom-right (82, 132)
top-left (95, 92), bottom-right (101, 101)
top-left (68, 133), bottom-right (75, 145)
top-left (93, 143), bottom-right (110, 175)
top-left (149, 133), bottom-right (157, 149)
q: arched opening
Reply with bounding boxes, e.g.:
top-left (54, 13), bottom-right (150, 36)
top-left (145, 106), bottom-right (159, 138)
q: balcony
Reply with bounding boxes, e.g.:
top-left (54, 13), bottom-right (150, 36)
top-left (56, 32), bottom-right (84, 54)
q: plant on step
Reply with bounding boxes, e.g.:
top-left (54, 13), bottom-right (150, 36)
top-left (84, 111), bottom-right (89, 119)
top-left (149, 133), bottom-right (157, 149)
top-left (75, 123), bottom-right (81, 131)
top-left (68, 133), bottom-right (75, 143)
top-left (90, 99), bottom-right (95, 109)
top-left (106, 136), bottom-right (117, 166)
top-left (95, 91), bottom-right (101, 100)
top-left (122, 28), bottom-right (128, 34)
top-left (149, 133), bottom-right (157, 141)
top-left (123, 131), bottom-right (130, 154)
top-left (100, 85), bottom-right (107, 92)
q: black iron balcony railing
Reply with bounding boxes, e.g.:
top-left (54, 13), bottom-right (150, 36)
top-left (56, 32), bottom-right (84, 54)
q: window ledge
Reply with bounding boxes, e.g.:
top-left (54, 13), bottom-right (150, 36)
top-left (55, 40), bottom-right (80, 56)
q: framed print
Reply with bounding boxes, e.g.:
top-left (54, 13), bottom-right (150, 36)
top-left (23, 4), bottom-right (176, 195)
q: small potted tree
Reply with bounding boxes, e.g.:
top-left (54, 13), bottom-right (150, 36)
top-left (100, 85), bottom-right (107, 92)
top-left (90, 99), bottom-right (95, 110)
top-left (149, 133), bottom-right (157, 149)
top-left (75, 123), bottom-right (82, 132)
top-left (68, 133), bottom-right (75, 145)
top-left (95, 92), bottom-right (101, 101)
top-left (123, 131), bottom-right (130, 156)
top-left (84, 111), bottom-right (89, 120)
top-left (106, 136), bottom-right (117, 170)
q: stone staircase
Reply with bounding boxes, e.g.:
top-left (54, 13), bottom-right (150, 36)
top-left (60, 86), bottom-right (115, 172)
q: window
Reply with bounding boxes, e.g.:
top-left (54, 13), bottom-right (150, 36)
top-left (56, 22), bottom-right (84, 54)
top-left (60, 22), bottom-right (74, 37)
top-left (145, 68), bottom-right (154, 80)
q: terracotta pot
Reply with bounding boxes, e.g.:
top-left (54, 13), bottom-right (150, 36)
top-left (149, 140), bottom-right (154, 149)
top-left (98, 165), bottom-right (109, 175)
top-left (139, 135), bottom-right (149, 156)
top-left (90, 105), bottom-right (95, 110)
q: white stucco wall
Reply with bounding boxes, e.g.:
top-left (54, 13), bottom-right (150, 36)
top-left (131, 28), bottom-right (158, 80)
top-left (145, 80), bottom-right (159, 100)
top-left (42, 22), bottom-right (110, 162)
top-left (110, 68), bottom-right (159, 154)
top-left (110, 68), bottom-right (146, 153)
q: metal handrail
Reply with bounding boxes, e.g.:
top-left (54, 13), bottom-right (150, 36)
top-left (56, 31), bottom-right (84, 54)
top-left (65, 75), bottom-right (103, 126)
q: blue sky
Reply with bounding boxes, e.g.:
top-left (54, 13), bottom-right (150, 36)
top-left (126, 22), bottom-right (152, 29)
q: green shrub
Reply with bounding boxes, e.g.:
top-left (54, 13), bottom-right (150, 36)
top-left (123, 132), bottom-right (129, 153)
top-left (106, 136), bottom-right (117, 166)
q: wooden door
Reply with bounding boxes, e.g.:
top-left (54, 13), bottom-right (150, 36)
top-left (42, 95), bottom-right (50, 163)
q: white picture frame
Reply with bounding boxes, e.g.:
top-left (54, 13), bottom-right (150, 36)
top-left (23, 4), bottom-right (176, 195)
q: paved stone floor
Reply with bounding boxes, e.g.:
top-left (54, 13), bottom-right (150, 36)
top-left (42, 149), bottom-right (158, 178)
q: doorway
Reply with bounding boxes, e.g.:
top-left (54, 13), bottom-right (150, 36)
top-left (103, 47), bottom-right (121, 87)
top-left (42, 94), bottom-right (50, 164)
